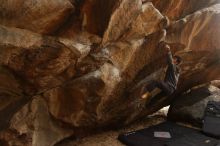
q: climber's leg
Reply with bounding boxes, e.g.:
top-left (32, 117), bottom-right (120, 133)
top-left (146, 91), bottom-right (167, 105)
top-left (141, 80), bottom-right (160, 99)
top-left (146, 81), bottom-right (174, 106)
top-left (156, 81), bottom-right (174, 95)
top-left (141, 80), bottom-right (173, 99)
top-left (144, 80), bottom-right (161, 92)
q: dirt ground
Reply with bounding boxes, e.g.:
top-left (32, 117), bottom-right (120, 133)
top-left (56, 107), bottom-right (168, 146)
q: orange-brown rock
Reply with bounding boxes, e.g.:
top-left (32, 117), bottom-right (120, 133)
top-left (0, 25), bottom-right (88, 94)
top-left (43, 2), bottom-right (168, 127)
top-left (10, 96), bottom-right (73, 146)
top-left (145, 0), bottom-right (220, 20)
top-left (165, 4), bottom-right (220, 92)
top-left (102, 0), bottom-right (142, 45)
top-left (0, 0), bottom-right (219, 146)
top-left (0, 0), bottom-right (74, 34)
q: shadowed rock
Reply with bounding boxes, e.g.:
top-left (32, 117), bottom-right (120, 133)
top-left (168, 84), bottom-right (220, 126)
top-left (10, 96), bottom-right (73, 146)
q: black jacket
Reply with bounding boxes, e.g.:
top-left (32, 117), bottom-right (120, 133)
top-left (164, 51), bottom-right (180, 90)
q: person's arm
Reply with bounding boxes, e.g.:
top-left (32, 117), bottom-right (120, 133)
top-left (164, 45), bottom-right (173, 66)
top-left (167, 49), bottom-right (173, 66)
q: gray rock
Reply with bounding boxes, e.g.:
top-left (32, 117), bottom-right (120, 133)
top-left (168, 85), bottom-right (220, 126)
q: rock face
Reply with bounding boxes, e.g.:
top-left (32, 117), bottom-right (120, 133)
top-left (10, 96), bottom-right (73, 146)
top-left (145, 0), bottom-right (220, 20)
top-left (0, 0), bottom-right (74, 34)
top-left (168, 84), bottom-right (220, 126)
top-left (165, 4), bottom-right (220, 94)
top-left (102, 0), bottom-right (142, 44)
top-left (0, 0), bottom-right (220, 145)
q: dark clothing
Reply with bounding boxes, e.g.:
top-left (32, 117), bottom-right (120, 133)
top-left (144, 50), bottom-right (180, 96)
top-left (164, 51), bottom-right (180, 90)
top-left (147, 80), bottom-right (174, 95)
top-left (144, 80), bottom-right (174, 105)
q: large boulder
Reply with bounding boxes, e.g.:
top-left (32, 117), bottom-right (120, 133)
top-left (0, 0), bottom-right (220, 145)
top-left (168, 85), bottom-right (220, 126)
top-left (43, 3), bottom-right (220, 128)
top-left (165, 4), bottom-right (220, 94)
top-left (127, 4), bottom-right (220, 119)
top-left (43, 2), bottom-right (168, 127)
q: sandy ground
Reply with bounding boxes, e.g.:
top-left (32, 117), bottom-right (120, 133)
top-left (56, 107), bottom-right (168, 146)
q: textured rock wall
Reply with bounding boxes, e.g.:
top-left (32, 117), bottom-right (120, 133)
top-left (0, 0), bottom-right (220, 145)
top-left (168, 84), bottom-right (220, 126)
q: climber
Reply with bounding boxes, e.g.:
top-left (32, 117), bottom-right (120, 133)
top-left (141, 43), bottom-right (182, 100)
